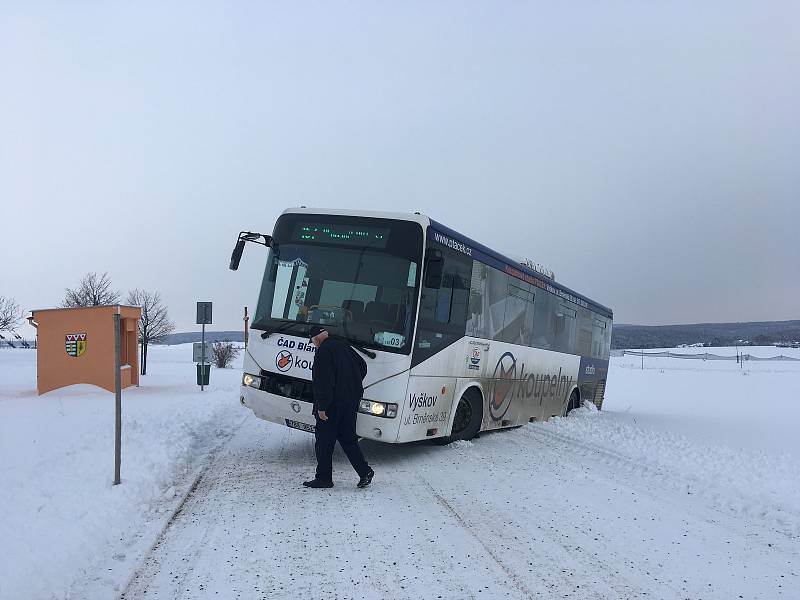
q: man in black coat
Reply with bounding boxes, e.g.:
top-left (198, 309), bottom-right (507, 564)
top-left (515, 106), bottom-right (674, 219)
top-left (303, 325), bottom-right (374, 489)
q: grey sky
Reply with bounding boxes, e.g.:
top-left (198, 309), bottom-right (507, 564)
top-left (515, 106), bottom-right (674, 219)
top-left (2, 1), bottom-right (798, 333)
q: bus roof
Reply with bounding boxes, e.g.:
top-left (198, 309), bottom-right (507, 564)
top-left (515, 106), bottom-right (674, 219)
top-left (280, 207), bottom-right (612, 318)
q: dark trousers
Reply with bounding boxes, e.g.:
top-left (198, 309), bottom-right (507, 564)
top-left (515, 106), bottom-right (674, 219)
top-left (314, 405), bottom-right (370, 482)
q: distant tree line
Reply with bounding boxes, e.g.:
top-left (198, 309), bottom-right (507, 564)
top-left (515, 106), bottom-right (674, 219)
top-left (612, 321), bottom-right (800, 349)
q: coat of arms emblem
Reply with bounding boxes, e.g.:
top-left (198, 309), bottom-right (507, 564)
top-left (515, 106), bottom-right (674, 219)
top-left (65, 333), bottom-right (87, 357)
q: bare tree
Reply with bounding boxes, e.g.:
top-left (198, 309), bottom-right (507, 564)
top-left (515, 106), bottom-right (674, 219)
top-left (126, 289), bottom-right (176, 375)
top-left (61, 272), bottom-right (120, 307)
top-left (212, 340), bottom-right (241, 368)
top-left (0, 296), bottom-right (23, 331)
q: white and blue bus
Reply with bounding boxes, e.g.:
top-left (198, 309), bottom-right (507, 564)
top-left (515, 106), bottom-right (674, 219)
top-left (230, 208), bottom-right (612, 444)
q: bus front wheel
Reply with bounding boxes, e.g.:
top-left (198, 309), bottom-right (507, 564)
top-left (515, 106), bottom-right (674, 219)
top-left (435, 388), bottom-right (482, 445)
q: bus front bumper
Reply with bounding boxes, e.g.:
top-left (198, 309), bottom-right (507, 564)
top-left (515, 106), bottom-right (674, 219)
top-left (240, 385), bottom-right (316, 430)
top-left (239, 386), bottom-right (402, 442)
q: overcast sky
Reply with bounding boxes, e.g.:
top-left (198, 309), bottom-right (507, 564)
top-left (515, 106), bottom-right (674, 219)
top-left (2, 1), bottom-right (798, 333)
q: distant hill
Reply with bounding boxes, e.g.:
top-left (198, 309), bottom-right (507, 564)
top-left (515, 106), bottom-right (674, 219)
top-left (611, 320), bottom-right (800, 349)
top-left (159, 331), bottom-right (244, 345)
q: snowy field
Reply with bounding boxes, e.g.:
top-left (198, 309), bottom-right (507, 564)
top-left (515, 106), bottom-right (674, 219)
top-left (1, 345), bottom-right (799, 599)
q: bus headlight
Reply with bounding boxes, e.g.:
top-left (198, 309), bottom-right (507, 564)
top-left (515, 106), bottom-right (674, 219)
top-left (242, 373), bottom-right (262, 389)
top-left (359, 399), bottom-right (398, 419)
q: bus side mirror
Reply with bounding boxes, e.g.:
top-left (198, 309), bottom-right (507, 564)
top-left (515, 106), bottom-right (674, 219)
top-left (423, 249), bottom-right (444, 289)
top-left (229, 240), bottom-right (246, 271)
top-left (230, 232), bottom-right (274, 270)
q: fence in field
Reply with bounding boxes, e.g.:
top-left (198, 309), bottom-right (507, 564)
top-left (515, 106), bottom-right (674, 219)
top-left (618, 350), bottom-right (800, 362)
top-left (0, 332), bottom-right (36, 349)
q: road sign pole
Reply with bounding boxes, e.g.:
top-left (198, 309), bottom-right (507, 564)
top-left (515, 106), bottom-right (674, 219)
top-left (201, 322), bottom-right (205, 391)
top-left (113, 312), bottom-right (122, 485)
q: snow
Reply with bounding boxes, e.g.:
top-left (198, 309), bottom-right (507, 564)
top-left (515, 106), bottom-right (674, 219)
top-left (1, 345), bottom-right (799, 599)
top-left (0, 345), bottom-right (245, 600)
top-left (608, 346), bottom-right (800, 455)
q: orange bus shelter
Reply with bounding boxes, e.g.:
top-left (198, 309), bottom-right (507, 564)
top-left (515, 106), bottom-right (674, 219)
top-left (30, 305), bottom-right (142, 395)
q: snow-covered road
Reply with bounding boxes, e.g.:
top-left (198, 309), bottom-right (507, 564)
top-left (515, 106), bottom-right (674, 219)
top-left (120, 407), bottom-right (798, 600)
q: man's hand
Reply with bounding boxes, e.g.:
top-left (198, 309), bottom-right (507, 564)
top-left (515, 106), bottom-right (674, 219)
top-left (318, 410), bottom-right (328, 421)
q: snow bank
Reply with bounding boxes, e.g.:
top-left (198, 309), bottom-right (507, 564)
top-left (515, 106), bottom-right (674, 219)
top-left (538, 353), bottom-right (800, 539)
top-left (606, 347), bottom-right (800, 455)
top-left (0, 345), bottom-right (244, 600)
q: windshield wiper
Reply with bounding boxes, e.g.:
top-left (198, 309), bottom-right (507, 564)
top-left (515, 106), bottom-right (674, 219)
top-left (257, 320), bottom-right (376, 358)
top-left (260, 320), bottom-right (309, 339)
top-left (333, 335), bottom-right (376, 359)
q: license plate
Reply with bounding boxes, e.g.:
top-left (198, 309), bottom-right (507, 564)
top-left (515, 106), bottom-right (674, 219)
top-left (285, 419), bottom-right (315, 433)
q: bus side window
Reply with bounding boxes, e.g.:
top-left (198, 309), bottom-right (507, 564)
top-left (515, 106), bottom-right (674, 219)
top-left (466, 261), bottom-right (488, 338)
top-left (554, 305), bottom-right (577, 354)
top-left (485, 267), bottom-right (509, 342)
top-left (575, 308), bottom-right (593, 356)
top-left (418, 249), bottom-right (469, 326)
top-left (502, 280), bottom-right (534, 345)
top-left (413, 245), bottom-right (470, 366)
top-left (532, 291), bottom-right (557, 350)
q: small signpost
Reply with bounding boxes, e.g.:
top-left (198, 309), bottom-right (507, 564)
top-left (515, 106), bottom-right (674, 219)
top-left (193, 342), bottom-right (213, 363)
top-left (196, 302), bottom-right (212, 390)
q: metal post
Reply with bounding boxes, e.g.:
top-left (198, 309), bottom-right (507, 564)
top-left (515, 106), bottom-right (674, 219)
top-left (201, 322), bottom-right (206, 391)
top-left (244, 306), bottom-right (249, 349)
top-left (641, 349), bottom-right (644, 370)
top-left (113, 312), bottom-right (122, 485)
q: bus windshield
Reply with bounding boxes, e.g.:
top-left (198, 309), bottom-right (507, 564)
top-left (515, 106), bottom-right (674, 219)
top-left (251, 214), bottom-right (424, 354)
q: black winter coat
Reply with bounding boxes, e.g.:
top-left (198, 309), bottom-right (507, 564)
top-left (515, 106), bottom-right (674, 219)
top-left (311, 337), bottom-right (368, 415)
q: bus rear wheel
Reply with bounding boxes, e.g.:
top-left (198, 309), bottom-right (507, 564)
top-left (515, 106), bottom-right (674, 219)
top-left (435, 389), bottom-right (482, 445)
top-left (564, 389), bottom-right (581, 416)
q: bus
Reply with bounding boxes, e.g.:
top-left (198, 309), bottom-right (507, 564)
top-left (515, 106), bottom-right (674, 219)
top-left (229, 207), bottom-right (612, 444)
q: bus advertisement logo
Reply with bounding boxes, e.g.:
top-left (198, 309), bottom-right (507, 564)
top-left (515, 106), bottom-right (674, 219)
top-left (276, 350), bottom-right (293, 372)
top-left (469, 347), bottom-right (481, 370)
top-left (490, 351), bottom-right (576, 421)
top-left (490, 352), bottom-right (517, 421)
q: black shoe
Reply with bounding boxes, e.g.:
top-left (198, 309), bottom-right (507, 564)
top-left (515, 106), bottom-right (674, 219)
top-left (357, 469), bottom-right (374, 489)
top-left (302, 479), bottom-right (333, 488)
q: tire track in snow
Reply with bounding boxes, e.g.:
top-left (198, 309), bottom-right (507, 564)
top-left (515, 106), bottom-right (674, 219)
top-left (419, 477), bottom-right (537, 599)
top-left (418, 442), bottom-right (660, 600)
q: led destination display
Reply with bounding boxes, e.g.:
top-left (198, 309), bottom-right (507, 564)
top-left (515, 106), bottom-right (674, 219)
top-left (291, 222), bottom-right (390, 248)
